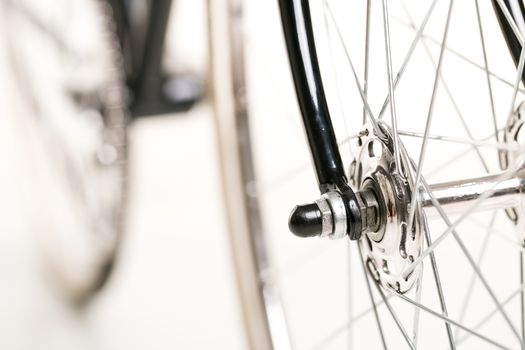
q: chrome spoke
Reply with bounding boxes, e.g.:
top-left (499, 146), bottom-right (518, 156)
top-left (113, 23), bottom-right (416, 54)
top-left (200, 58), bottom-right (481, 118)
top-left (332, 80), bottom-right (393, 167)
top-left (322, 4), bottom-right (354, 153)
top-left (468, 216), bottom-right (525, 253)
top-left (455, 280), bottom-right (525, 346)
top-left (453, 212), bottom-right (496, 340)
top-left (426, 130), bottom-right (504, 180)
top-left (347, 242), bottom-right (354, 350)
top-left (381, 0), bottom-right (403, 178)
top-left (377, 0), bottom-right (438, 121)
top-left (421, 210), bottom-right (456, 349)
top-left (398, 5), bottom-right (492, 174)
top-left (398, 129), bottom-right (519, 151)
top-left (357, 243), bottom-right (388, 350)
top-left (494, 0), bottom-right (525, 44)
top-left (309, 293), bottom-right (393, 350)
top-left (367, 262), bottom-right (416, 350)
top-left (521, 249), bottom-right (525, 350)
top-left (392, 15), bottom-right (525, 94)
top-left (407, 0), bottom-right (455, 231)
top-left (405, 161), bottom-right (519, 277)
top-left (506, 46), bottom-right (525, 130)
top-left (412, 273), bottom-right (423, 349)
top-left (363, 0), bottom-right (371, 125)
top-left (323, 0), bottom-right (386, 139)
top-left (411, 172), bottom-right (523, 346)
top-left (474, 0), bottom-right (500, 142)
top-left (268, 242), bottom-right (344, 282)
top-left (392, 291), bottom-right (511, 350)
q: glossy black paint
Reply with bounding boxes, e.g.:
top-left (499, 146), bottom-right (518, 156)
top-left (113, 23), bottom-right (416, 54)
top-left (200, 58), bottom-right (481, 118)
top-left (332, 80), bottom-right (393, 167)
top-left (493, 0), bottom-right (525, 84)
top-left (105, 0), bottom-right (203, 117)
top-left (278, 0), bottom-right (347, 193)
top-left (288, 204), bottom-right (323, 237)
top-left (279, 0), bottom-right (362, 239)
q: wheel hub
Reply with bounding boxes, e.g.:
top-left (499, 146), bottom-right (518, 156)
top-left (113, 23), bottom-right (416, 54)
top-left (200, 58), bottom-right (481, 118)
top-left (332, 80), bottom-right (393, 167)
top-left (501, 101), bottom-right (525, 244)
top-left (350, 125), bottom-right (425, 293)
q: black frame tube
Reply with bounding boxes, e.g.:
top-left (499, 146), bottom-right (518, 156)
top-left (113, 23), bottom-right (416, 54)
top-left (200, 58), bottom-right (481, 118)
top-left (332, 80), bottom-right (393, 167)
top-left (492, 0), bottom-right (525, 84)
top-left (278, 0), bottom-right (347, 193)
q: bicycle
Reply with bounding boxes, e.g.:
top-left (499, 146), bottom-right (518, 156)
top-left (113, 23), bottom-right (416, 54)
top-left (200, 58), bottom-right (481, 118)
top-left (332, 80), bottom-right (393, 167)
top-left (4, 0), bottom-right (525, 348)
top-left (210, 0), bottom-right (525, 349)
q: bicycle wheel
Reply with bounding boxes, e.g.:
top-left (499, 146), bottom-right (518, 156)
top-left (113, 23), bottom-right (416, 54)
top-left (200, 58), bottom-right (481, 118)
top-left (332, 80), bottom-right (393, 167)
top-left (1, 0), bottom-right (128, 302)
top-left (211, 0), bottom-right (525, 349)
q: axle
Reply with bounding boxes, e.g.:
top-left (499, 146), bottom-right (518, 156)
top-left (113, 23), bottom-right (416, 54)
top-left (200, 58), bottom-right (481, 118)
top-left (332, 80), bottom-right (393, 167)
top-left (421, 171), bottom-right (525, 219)
top-left (289, 168), bottom-right (525, 239)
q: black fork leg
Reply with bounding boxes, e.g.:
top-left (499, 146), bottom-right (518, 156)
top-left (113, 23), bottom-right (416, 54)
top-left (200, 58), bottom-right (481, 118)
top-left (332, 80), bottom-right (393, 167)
top-left (278, 0), bottom-right (347, 193)
top-left (279, 0), bottom-right (363, 240)
top-left (493, 0), bottom-right (525, 84)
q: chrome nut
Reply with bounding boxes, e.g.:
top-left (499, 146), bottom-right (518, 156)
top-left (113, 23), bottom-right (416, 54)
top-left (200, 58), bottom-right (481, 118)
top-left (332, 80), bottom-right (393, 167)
top-left (315, 197), bottom-right (333, 238)
top-left (323, 191), bottom-right (348, 239)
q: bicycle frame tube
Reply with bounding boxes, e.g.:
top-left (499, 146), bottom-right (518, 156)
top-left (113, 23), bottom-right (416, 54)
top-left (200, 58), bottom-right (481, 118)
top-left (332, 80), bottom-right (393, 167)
top-left (278, 0), bottom-right (347, 194)
top-left (493, 0), bottom-right (525, 84)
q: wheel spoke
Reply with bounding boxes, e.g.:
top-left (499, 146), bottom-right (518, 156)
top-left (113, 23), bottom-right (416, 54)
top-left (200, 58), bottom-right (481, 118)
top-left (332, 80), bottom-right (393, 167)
top-left (347, 242), bottom-right (354, 350)
top-left (425, 129), bottom-right (504, 180)
top-left (494, 0), bottom-right (525, 44)
top-left (398, 4), bottom-right (492, 174)
top-left (521, 250), bottom-right (525, 349)
top-left (506, 46), bottom-right (525, 132)
top-left (382, 0), bottom-right (404, 178)
top-left (455, 280), bottom-right (525, 346)
top-left (378, 0), bottom-right (438, 121)
top-left (357, 243), bottom-right (389, 350)
top-left (453, 212), bottom-right (496, 340)
top-left (392, 15), bottom-right (525, 94)
top-left (409, 171), bottom-right (524, 346)
top-left (421, 210), bottom-right (456, 349)
top-left (322, 4), bottom-right (354, 153)
top-left (392, 291), bottom-right (511, 350)
top-left (468, 216), bottom-right (525, 253)
top-left (398, 129), bottom-right (519, 151)
top-left (366, 260), bottom-right (416, 350)
top-left (323, 0), bottom-right (386, 140)
top-left (474, 0), bottom-right (500, 142)
top-left (407, 0), bottom-right (455, 233)
top-left (363, 0), bottom-right (372, 125)
top-left (309, 293), bottom-right (393, 350)
top-left (412, 273), bottom-right (423, 349)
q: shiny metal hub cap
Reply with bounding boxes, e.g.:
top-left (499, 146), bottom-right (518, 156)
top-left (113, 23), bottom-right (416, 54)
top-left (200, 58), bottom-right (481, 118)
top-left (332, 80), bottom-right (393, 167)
top-left (350, 124), bottom-right (425, 293)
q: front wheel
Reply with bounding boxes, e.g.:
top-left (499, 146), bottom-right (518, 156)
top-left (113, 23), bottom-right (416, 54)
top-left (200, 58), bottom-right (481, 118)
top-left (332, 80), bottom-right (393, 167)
top-left (211, 0), bottom-right (525, 349)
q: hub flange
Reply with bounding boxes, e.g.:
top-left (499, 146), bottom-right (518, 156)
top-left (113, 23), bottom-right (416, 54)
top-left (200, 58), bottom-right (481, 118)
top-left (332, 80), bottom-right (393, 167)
top-left (350, 124), bottom-right (425, 293)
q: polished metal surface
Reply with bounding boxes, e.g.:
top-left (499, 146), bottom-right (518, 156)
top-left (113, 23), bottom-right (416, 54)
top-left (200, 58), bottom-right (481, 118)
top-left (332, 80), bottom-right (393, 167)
top-left (324, 191), bottom-right (348, 239)
top-left (350, 124), bottom-right (425, 293)
top-left (421, 170), bottom-right (525, 218)
top-left (315, 196), bottom-right (334, 237)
